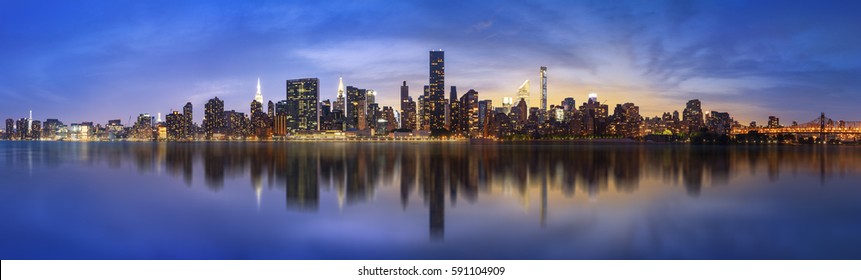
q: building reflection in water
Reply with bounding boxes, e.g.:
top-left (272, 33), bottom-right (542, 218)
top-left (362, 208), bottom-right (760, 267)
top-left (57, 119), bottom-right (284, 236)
top-left (5, 142), bottom-right (861, 240)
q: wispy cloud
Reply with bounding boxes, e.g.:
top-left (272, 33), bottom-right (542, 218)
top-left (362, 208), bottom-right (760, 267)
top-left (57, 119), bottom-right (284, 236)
top-left (1, 0), bottom-right (860, 124)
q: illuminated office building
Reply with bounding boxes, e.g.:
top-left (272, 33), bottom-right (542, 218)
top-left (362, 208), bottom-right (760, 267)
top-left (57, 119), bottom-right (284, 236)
top-left (286, 78), bottom-right (320, 131)
top-left (429, 50), bottom-right (446, 130)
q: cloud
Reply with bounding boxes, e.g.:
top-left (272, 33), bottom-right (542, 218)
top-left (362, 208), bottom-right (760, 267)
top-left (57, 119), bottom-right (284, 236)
top-left (469, 20), bottom-right (494, 33)
top-left (1, 0), bottom-right (860, 124)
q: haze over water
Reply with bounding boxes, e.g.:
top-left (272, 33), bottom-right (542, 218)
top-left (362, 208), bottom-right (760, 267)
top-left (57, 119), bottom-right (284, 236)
top-left (1, 142), bottom-right (860, 259)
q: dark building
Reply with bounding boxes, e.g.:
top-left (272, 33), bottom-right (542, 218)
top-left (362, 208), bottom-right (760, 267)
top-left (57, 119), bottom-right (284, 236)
top-left (562, 98), bottom-right (576, 112)
top-left (382, 106), bottom-right (398, 132)
top-left (275, 100), bottom-right (289, 116)
top-left (367, 103), bottom-right (380, 131)
top-left (320, 99), bottom-right (333, 130)
top-left (707, 111), bottom-right (733, 135)
top-left (608, 103), bottom-right (641, 137)
top-left (429, 50), bottom-right (446, 130)
top-left (166, 111), bottom-right (186, 140)
top-left (5, 118), bottom-right (14, 139)
top-left (30, 120), bottom-right (41, 140)
top-left (448, 86), bottom-right (458, 130)
top-left (346, 86), bottom-right (366, 130)
top-left (222, 110), bottom-right (248, 138)
top-left (274, 100), bottom-right (288, 137)
top-left (579, 97), bottom-right (609, 136)
top-left (204, 97), bottom-right (225, 138)
top-left (768, 116), bottom-right (780, 128)
top-left (683, 99), bottom-right (704, 134)
top-left (183, 102), bottom-right (193, 137)
top-left (133, 114), bottom-right (154, 140)
top-left (267, 101), bottom-right (275, 121)
top-left (251, 99), bottom-right (263, 116)
top-left (400, 81), bottom-right (417, 130)
top-left (459, 89), bottom-right (479, 137)
top-left (513, 98), bottom-right (528, 130)
top-left (419, 85), bottom-right (431, 131)
top-left (250, 100), bottom-right (269, 138)
top-left (43, 118), bottom-right (62, 139)
top-left (16, 118), bottom-right (29, 140)
top-left (478, 100), bottom-right (492, 135)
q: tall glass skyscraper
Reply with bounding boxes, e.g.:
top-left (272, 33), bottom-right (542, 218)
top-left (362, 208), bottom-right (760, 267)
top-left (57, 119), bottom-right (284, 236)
top-left (540, 66), bottom-right (547, 120)
top-left (429, 50), bottom-right (446, 130)
top-left (286, 78), bottom-right (320, 131)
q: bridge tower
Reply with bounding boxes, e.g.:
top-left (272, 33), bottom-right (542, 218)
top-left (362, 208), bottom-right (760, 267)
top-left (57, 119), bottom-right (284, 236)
top-left (820, 112), bottom-right (826, 143)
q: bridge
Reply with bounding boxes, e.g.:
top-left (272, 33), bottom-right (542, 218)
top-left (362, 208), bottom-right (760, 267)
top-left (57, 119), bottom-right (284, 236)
top-left (731, 113), bottom-right (861, 139)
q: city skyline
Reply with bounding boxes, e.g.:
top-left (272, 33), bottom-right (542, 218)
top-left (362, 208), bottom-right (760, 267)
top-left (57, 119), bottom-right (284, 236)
top-left (2, 0), bottom-right (860, 124)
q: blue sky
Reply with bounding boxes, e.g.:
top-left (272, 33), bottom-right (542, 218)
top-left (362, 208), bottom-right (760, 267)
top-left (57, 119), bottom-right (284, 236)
top-left (1, 0), bottom-right (860, 124)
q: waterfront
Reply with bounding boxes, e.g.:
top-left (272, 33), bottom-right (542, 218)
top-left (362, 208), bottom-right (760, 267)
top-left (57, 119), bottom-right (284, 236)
top-left (1, 141), bottom-right (860, 259)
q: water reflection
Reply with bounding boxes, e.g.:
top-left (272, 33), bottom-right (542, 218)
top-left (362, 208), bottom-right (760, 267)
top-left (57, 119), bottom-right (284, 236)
top-left (4, 142), bottom-right (860, 242)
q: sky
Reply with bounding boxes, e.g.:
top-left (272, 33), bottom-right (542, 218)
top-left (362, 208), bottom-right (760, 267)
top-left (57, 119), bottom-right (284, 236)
top-left (1, 0), bottom-right (860, 125)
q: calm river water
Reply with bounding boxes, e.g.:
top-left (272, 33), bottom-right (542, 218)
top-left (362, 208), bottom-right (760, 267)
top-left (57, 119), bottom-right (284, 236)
top-left (1, 141), bottom-right (860, 259)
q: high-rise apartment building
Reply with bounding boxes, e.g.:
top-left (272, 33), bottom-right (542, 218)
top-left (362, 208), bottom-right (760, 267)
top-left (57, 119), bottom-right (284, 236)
top-left (204, 97), bottom-right (224, 138)
top-left (540, 66), bottom-right (547, 120)
top-left (683, 99), bottom-right (704, 133)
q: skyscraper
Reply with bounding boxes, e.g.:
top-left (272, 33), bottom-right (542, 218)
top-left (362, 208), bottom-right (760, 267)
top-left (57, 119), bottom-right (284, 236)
top-left (254, 77), bottom-right (263, 104)
top-left (562, 98), bottom-right (576, 112)
top-left (683, 99), bottom-right (704, 134)
top-left (319, 99), bottom-right (333, 130)
top-left (183, 102), bottom-right (193, 137)
top-left (478, 100), bottom-right (491, 135)
top-left (274, 100), bottom-right (289, 136)
top-left (366, 89), bottom-right (376, 105)
top-left (5, 118), bottom-right (14, 139)
top-left (382, 106), bottom-right (398, 132)
top-left (448, 86), bottom-right (458, 131)
top-left (30, 120), bottom-right (41, 140)
top-left (540, 66), bottom-right (548, 119)
top-left (346, 86), bottom-right (366, 130)
top-left (286, 78), bottom-right (320, 131)
top-left (517, 80), bottom-right (530, 108)
top-left (166, 111), bottom-right (186, 140)
top-left (419, 85), bottom-right (431, 131)
top-left (28, 110), bottom-right (32, 136)
top-left (16, 118), bottom-right (29, 140)
top-left (708, 111), bottom-right (732, 135)
top-left (400, 81), bottom-right (417, 130)
top-left (429, 50), bottom-right (446, 130)
top-left (579, 92), bottom-right (609, 136)
top-left (204, 97), bottom-right (224, 138)
top-left (460, 89), bottom-right (479, 137)
top-left (334, 76), bottom-right (345, 113)
top-left (367, 103), bottom-right (380, 131)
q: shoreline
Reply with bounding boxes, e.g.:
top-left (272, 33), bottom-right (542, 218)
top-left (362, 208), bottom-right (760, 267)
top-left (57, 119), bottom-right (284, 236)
top-left (1, 138), bottom-right (857, 146)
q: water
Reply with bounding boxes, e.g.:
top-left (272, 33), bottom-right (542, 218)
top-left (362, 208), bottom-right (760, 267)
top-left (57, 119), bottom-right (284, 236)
top-left (1, 141), bottom-right (860, 259)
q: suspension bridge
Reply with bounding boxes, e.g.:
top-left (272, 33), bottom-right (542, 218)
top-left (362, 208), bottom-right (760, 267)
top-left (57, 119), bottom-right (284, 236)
top-left (731, 113), bottom-right (861, 139)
